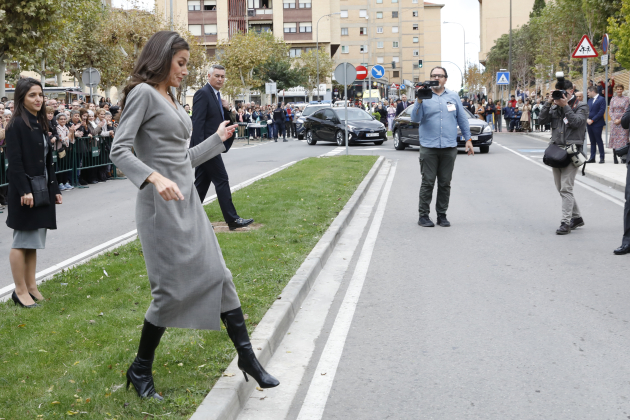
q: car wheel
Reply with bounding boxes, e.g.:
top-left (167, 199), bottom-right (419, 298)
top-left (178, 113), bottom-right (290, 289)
top-left (336, 131), bottom-right (346, 146)
top-left (374, 141), bottom-right (384, 145)
top-left (306, 130), bottom-right (317, 145)
top-left (479, 146), bottom-right (490, 154)
top-left (393, 131), bottom-right (406, 150)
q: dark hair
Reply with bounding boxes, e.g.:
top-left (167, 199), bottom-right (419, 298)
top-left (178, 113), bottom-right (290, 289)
top-left (120, 31), bottom-right (189, 110)
top-left (8, 78), bottom-right (48, 131)
top-left (430, 66), bottom-right (448, 78)
top-left (563, 80), bottom-right (573, 90)
top-left (587, 86), bottom-right (598, 93)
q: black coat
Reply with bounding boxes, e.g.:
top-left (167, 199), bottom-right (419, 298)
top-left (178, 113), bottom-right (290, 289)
top-left (191, 83), bottom-right (233, 151)
top-left (6, 113), bottom-right (61, 231)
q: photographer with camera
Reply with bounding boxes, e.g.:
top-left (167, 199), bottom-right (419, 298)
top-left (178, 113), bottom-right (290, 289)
top-left (612, 102), bottom-right (630, 254)
top-left (411, 66), bottom-right (473, 228)
top-left (538, 73), bottom-right (589, 235)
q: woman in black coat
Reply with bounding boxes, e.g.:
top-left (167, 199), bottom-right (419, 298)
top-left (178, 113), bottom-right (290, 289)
top-left (6, 78), bottom-right (62, 308)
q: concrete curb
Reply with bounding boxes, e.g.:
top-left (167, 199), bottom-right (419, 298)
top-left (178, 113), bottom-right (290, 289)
top-left (190, 155), bottom-right (387, 420)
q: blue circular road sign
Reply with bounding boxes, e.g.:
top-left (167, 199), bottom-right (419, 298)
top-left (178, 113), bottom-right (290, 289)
top-left (371, 65), bottom-right (385, 79)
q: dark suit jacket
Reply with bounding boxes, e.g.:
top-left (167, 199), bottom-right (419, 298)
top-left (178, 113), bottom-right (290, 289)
top-left (191, 83), bottom-right (233, 151)
top-left (395, 102), bottom-right (407, 117)
top-left (588, 95), bottom-right (607, 128)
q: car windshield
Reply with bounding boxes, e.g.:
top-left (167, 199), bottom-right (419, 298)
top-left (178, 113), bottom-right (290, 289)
top-left (333, 108), bottom-right (373, 121)
top-left (302, 106), bottom-right (328, 116)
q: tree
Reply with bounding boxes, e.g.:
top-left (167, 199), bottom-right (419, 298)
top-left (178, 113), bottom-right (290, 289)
top-left (297, 48), bottom-right (334, 101)
top-left (253, 57), bottom-right (306, 97)
top-left (608, 0), bottom-right (630, 69)
top-left (530, 0), bottom-right (546, 18)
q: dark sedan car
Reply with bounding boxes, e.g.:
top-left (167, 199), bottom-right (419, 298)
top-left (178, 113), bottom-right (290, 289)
top-left (303, 107), bottom-right (388, 146)
top-left (392, 105), bottom-right (493, 153)
top-left (295, 104), bottom-right (331, 139)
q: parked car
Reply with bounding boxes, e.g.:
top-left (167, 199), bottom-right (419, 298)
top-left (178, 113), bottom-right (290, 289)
top-left (295, 103), bottom-right (332, 139)
top-left (391, 105), bottom-right (493, 153)
top-left (303, 107), bottom-right (388, 146)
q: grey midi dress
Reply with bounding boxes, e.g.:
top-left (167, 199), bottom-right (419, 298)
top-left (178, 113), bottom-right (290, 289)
top-left (110, 83), bottom-right (240, 330)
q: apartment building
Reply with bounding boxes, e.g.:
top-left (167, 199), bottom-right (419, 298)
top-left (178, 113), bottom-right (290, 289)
top-left (478, 0), bottom-right (535, 63)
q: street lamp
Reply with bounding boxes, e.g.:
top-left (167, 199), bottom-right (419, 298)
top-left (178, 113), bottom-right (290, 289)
top-left (316, 12), bottom-right (341, 101)
top-left (443, 21), bottom-right (466, 85)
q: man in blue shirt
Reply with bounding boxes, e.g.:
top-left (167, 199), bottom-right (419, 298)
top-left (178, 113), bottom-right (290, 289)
top-left (411, 66), bottom-right (473, 227)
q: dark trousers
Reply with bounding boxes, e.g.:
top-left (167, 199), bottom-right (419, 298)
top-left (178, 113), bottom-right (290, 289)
top-left (285, 121), bottom-right (294, 137)
top-left (587, 125), bottom-right (605, 160)
top-left (623, 165), bottom-right (630, 245)
top-left (508, 118), bottom-right (518, 132)
top-left (274, 121), bottom-right (285, 139)
top-left (194, 154), bottom-right (239, 223)
top-left (418, 145), bottom-right (457, 216)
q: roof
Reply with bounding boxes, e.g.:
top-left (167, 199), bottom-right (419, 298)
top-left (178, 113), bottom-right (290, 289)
top-left (424, 2), bottom-right (445, 7)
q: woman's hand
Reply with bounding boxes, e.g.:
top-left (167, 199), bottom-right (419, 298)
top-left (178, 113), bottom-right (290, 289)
top-left (615, 118), bottom-right (622, 125)
top-left (217, 120), bottom-right (237, 142)
top-left (21, 193), bottom-right (34, 208)
top-left (51, 136), bottom-right (57, 143)
top-left (55, 194), bottom-right (63, 204)
top-left (147, 172), bottom-right (184, 201)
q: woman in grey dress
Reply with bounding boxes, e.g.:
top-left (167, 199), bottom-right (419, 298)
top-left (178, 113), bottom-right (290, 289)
top-left (110, 31), bottom-right (278, 401)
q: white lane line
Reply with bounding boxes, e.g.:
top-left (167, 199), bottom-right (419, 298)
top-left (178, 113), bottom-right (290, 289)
top-left (0, 159), bottom-right (303, 300)
top-left (497, 143), bottom-right (624, 207)
top-left (296, 161), bottom-right (397, 420)
top-left (320, 147), bottom-right (345, 157)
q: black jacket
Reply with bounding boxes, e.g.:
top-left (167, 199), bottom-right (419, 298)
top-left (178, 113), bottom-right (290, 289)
top-left (191, 83), bottom-right (233, 151)
top-left (6, 113), bottom-right (61, 230)
top-left (273, 108), bottom-right (286, 122)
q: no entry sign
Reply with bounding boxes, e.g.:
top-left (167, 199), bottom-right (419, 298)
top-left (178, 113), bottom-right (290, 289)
top-left (356, 65), bottom-right (368, 80)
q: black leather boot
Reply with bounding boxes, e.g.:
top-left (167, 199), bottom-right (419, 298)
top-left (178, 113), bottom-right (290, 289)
top-left (221, 307), bottom-right (279, 388)
top-left (127, 319), bottom-right (166, 401)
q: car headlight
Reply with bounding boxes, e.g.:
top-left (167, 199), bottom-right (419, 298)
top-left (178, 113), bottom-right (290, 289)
top-left (347, 125), bottom-right (356, 132)
top-left (297, 118), bottom-right (305, 124)
top-left (483, 125), bottom-right (492, 133)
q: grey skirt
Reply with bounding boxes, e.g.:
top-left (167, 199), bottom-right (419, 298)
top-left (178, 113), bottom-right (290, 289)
top-left (12, 229), bottom-right (47, 249)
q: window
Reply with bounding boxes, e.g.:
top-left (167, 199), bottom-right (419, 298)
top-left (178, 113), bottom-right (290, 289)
top-left (413, 24), bottom-right (418, 30)
top-left (377, 41), bottom-right (383, 48)
top-left (204, 24), bottom-right (217, 35)
top-left (187, 0), bottom-right (200, 11)
top-left (284, 22), bottom-right (297, 33)
top-left (299, 22), bottom-right (312, 33)
top-left (340, 10), bottom-right (348, 18)
top-left (412, 0), bottom-right (418, 3)
top-left (376, 12), bottom-right (383, 18)
top-left (392, 0), bottom-right (398, 2)
top-left (341, 27), bottom-right (348, 36)
top-left (283, 0), bottom-right (295, 7)
top-left (248, 0), bottom-right (271, 7)
top-left (413, 50), bottom-right (419, 56)
top-left (298, 0), bottom-right (311, 8)
top-left (359, 9), bottom-right (367, 18)
top-left (412, 10), bottom-right (418, 17)
top-left (377, 27), bottom-right (383, 33)
top-left (392, 11), bottom-right (398, 18)
top-left (393, 71), bottom-right (399, 77)
top-left (377, 57), bottom-right (384, 63)
top-left (341, 45), bottom-right (349, 53)
top-left (413, 63), bottom-right (419, 69)
top-left (413, 76), bottom-right (419, 83)
top-left (360, 27), bottom-right (368, 35)
top-left (392, 41), bottom-right (399, 48)
top-left (304, 47), bottom-right (314, 52)
top-left (392, 56), bottom-right (399, 62)
top-left (188, 24), bottom-right (202, 35)
top-left (392, 26), bottom-right (398, 33)
top-left (376, 0), bottom-right (382, 3)
top-left (413, 36), bottom-right (419, 43)
top-left (360, 45), bottom-right (368, 53)
top-left (204, 0), bottom-right (216, 10)
top-left (289, 48), bottom-right (302, 57)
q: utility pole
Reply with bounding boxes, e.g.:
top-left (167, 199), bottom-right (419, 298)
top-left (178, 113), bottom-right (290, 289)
top-left (170, 0), bottom-right (173, 31)
top-left (508, 0), bottom-right (512, 95)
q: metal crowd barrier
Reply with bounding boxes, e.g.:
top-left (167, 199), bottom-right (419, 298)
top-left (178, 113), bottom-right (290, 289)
top-left (0, 136), bottom-right (124, 189)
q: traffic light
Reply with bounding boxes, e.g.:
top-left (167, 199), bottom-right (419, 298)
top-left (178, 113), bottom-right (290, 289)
top-left (392, 61), bottom-right (396, 69)
top-left (418, 59), bottom-right (423, 68)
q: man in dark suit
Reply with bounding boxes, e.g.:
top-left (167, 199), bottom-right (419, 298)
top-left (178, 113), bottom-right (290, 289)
top-left (191, 64), bottom-right (253, 230)
top-left (586, 86), bottom-right (607, 164)
top-left (614, 102), bottom-right (630, 254)
top-left (395, 94), bottom-right (410, 116)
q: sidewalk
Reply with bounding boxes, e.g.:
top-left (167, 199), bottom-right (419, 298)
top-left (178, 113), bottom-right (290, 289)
top-left (526, 130), bottom-right (628, 192)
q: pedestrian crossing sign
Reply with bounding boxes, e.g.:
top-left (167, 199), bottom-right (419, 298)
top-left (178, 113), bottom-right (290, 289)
top-left (572, 35), bottom-right (598, 58)
top-left (496, 72), bottom-right (510, 85)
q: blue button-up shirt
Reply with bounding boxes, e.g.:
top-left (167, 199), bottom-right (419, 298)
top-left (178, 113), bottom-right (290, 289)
top-left (410, 88), bottom-right (471, 148)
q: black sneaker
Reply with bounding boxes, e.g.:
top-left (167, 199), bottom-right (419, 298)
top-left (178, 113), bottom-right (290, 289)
top-left (418, 216), bottom-right (435, 227)
top-left (436, 214), bottom-right (451, 227)
top-left (556, 222), bottom-right (571, 235)
top-left (570, 217), bottom-right (584, 229)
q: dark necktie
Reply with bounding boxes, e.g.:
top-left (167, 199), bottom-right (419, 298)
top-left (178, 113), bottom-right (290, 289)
top-left (217, 91), bottom-right (224, 120)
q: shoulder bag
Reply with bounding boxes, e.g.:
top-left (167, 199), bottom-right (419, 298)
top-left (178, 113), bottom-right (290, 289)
top-left (542, 143), bottom-right (571, 168)
top-left (27, 174), bottom-right (50, 207)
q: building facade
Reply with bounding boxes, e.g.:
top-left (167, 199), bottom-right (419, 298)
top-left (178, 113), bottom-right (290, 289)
top-left (478, 0), bottom-right (535, 63)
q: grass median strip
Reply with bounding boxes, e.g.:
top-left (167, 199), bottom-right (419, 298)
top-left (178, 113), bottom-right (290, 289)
top-left (0, 155), bottom-right (377, 419)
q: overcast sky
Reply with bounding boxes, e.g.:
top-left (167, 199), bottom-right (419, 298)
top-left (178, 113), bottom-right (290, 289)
top-left (112, 0), bottom-right (480, 90)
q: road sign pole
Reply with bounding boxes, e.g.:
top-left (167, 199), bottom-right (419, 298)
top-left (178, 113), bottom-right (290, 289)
top-left (344, 62), bottom-right (349, 156)
top-left (368, 66), bottom-right (372, 108)
top-left (582, 58), bottom-right (587, 105)
top-left (605, 59), bottom-right (608, 146)
top-left (89, 69), bottom-right (93, 104)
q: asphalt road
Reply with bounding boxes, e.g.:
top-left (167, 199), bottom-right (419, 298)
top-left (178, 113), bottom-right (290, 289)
top-left (237, 133), bottom-right (630, 420)
top-left (0, 137), bottom-right (368, 289)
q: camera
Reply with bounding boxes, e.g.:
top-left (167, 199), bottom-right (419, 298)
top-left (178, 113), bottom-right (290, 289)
top-left (552, 71), bottom-right (567, 100)
top-left (415, 80), bottom-right (439, 100)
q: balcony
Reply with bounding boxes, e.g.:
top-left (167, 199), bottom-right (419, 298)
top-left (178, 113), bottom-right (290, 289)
top-left (248, 8), bottom-right (273, 20)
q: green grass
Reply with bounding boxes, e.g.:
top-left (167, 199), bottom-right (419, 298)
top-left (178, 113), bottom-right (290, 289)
top-left (0, 156), bottom-right (377, 420)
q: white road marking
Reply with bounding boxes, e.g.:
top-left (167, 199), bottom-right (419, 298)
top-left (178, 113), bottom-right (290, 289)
top-left (295, 161), bottom-right (397, 420)
top-left (497, 143), bottom-right (624, 207)
top-left (320, 147), bottom-right (345, 157)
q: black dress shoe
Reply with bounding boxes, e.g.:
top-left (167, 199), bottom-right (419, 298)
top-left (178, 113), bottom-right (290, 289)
top-left (599, 160), bottom-right (605, 164)
top-left (614, 244), bottom-right (630, 255)
top-left (11, 291), bottom-right (40, 308)
top-left (436, 213), bottom-right (451, 227)
top-left (570, 217), bottom-right (584, 229)
top-left (79, 178), bottom-right (88, 186)
top-left (418, 215), bottom-right (435, 227)
top-left (556, 222), bottom-right (571, 235)
top-left (228, 217), bottom-right (254, 230)
top-left (586, 158), bottom-right (595, 163)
